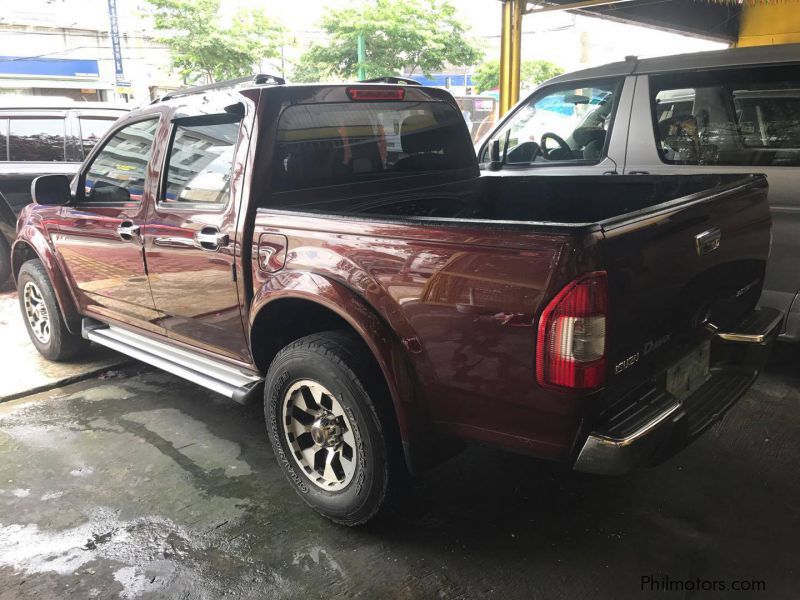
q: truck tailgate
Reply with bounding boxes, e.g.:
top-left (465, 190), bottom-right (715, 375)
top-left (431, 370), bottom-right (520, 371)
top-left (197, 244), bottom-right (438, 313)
top-left (598, 175), bottom-right (771, 389)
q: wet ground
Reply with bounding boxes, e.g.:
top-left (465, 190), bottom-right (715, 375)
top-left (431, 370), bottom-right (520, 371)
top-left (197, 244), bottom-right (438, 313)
top-left (0, 345), bottom-right (798, 599)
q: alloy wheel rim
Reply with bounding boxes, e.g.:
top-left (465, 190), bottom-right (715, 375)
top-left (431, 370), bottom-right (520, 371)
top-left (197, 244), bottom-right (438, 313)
top-left (282, 379), bottom-right (357, 491)
top-left (23, 281), bottom-right (51, 344)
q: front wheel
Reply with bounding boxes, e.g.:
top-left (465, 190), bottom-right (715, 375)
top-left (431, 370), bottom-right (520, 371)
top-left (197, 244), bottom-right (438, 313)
top-left (17, 259), bottom-right (89, 361)
top-left (264, 331), bottom-right (392, 526)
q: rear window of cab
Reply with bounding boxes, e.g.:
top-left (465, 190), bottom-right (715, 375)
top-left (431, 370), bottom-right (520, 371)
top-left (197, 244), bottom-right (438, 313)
top-left (271, 100), bottom-right (475, 192)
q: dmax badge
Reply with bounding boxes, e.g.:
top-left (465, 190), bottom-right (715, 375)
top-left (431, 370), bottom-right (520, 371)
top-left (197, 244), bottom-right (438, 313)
top-left (614, 333), bottom-right (672, 375)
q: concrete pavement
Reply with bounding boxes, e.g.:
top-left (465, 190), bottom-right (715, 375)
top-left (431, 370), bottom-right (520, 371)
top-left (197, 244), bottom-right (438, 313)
top-left (0, 344), bottom-right (798, 598)
top-left (0, 286), bottom-right (126, 401)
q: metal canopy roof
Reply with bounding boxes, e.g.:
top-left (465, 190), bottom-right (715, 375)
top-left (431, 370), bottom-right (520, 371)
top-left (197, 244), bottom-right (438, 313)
top-left (572, 1), bottom-right (741, 43)
top-left (496, 0), bottom-right (799, 115)
top-left (532, 0), bottom-right (742, 43)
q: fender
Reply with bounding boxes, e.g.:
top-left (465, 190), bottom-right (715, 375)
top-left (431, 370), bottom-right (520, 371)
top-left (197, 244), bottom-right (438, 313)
top-left (250, 270), bottom-right (438, 472)
top-left (12, 224), bottom-right (81, 333)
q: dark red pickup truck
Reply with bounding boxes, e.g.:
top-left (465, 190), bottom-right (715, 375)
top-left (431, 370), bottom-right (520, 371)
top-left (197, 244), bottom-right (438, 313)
top-left (13, 76), bottom-right (780, 525)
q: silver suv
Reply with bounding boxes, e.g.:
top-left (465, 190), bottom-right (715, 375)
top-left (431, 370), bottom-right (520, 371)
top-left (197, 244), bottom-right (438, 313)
top-left (479, 43), bottom-right (800, 342)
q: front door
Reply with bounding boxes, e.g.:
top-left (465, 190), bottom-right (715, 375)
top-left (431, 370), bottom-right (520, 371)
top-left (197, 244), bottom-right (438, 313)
top-left (477, 76), bottom-right (633, 175)
top-left (144, 111), bottom-right (250, 362)
top-left (53, 117), bottom-right (163, 332)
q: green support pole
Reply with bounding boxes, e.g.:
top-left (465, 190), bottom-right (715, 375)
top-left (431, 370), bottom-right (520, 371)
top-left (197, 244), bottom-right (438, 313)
top-left (357, 32), bottom-right (367, 80)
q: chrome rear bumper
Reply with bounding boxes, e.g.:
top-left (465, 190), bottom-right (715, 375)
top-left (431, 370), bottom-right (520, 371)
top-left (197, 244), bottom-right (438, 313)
top-left (574, 306), bottom-right (781, 476)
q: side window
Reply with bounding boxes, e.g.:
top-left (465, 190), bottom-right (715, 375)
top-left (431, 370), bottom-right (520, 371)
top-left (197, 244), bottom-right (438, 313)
top-left (161, 118), bottom-right (240, 208)
top-left (79, 117), bottom-right (119, 158)
top-left (8, 118), bottom-right (66, 162)
top-left (651, 65), bottom-right (800, 167)
top-left (479, 80), bottom-right (621, 166)
top-left (82, 118), bottom-right (159, 204)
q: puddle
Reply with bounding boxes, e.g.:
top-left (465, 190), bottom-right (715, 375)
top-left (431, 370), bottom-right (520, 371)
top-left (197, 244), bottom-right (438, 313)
top-left (0, 507), bottom-right (300, 599)
top-left (0, 509), bottom-right (193, 584)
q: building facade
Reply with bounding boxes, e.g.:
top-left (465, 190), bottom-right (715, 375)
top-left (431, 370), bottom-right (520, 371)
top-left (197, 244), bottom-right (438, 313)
top-left (0, 0), bottom-right (175, 104)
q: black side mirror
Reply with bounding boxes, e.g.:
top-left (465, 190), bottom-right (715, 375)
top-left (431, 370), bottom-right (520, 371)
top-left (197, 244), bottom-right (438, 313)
top-left (490, 139), bottom-right (501, 162)
top-left (31, 174), bottom-right (72, 206)
top-left (487, 139), bottom-right (503, 171)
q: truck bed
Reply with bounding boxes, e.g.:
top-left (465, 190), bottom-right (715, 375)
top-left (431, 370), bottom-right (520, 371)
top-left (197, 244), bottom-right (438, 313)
top-left (266, 173), bottom-right (754, 229)
top-left (477, 174), bottom-right (751, 225)
top-left (255, 173), bottom-right (771, 461)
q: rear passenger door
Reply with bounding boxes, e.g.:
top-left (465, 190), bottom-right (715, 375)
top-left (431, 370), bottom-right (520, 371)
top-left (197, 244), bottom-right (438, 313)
top-left (144, 109), bottom-right (251, 363)
top-left (624, 65), bottom-right (800, 338)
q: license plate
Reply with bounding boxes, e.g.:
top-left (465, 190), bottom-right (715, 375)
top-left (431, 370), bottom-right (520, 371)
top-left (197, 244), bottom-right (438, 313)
top-left (666, 341), bottom-right (711, 402)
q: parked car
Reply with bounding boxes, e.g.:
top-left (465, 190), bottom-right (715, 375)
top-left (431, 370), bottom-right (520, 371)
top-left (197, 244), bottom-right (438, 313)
top-left (0, 96), bottom-right (128, 284)
top-left (13, 76), bottom-right (779, 525)
top-left (477, 43), bottom-right (800, 342)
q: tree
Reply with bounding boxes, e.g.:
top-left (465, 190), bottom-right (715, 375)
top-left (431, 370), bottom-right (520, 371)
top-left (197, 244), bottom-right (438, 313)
top-left (473, 59), bottom-right (564, 93)
top-left (146, 0), bottom-right (284, 83)
top-left (293, 0), bottom-right (483, 83)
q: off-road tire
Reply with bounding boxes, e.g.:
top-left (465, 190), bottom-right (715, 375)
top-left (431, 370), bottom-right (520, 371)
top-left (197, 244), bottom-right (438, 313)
top-left (264, 330), bottom-right (393, 526)
top-left (17, 259), bottom-right (88, 361)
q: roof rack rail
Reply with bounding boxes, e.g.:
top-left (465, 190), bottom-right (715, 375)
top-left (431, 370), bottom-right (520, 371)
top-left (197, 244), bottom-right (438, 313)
top-left (151, 73), bottom-right (285, 104)
top-left (358, 76), bottom-right (422, 86)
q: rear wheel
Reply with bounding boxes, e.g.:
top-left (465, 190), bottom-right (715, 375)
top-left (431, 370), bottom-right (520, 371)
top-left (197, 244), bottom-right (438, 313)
top-left (17, 259), bottom-right (88, 361)
top-left (264, 331), bottom-right (392, 526)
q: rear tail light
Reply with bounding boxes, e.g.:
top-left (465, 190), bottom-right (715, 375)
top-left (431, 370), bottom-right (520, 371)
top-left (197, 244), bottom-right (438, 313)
top-left (347, 87), bottom-right (405, 101)
top-left (536, 271), bottom-right (608, 390)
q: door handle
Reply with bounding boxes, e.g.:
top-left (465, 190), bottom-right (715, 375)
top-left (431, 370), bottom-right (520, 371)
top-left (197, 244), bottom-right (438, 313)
top-left (195, 228), bottom-right (229, 251)
top-left (153, 236), bottom-right (195, 249)
top-left (117, 221), bottom-right (140, 241)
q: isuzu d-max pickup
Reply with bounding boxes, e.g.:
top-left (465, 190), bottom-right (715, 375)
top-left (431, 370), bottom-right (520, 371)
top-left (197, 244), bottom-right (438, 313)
top-left (12, 75), bottom-right (780, 525)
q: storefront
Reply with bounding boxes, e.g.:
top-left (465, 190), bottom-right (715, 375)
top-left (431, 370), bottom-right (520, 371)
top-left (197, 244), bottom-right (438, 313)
top-left (0, 56), bottom-right (112, 102)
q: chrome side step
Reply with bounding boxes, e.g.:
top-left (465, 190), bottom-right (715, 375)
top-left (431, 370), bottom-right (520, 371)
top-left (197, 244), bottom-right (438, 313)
top-left (712, 306), bottom-right (783, 345)
top-left (82, 319), bottom-right (263, 404)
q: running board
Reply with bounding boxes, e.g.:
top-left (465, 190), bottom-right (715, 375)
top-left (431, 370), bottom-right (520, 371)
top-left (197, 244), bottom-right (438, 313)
top-left (82, 319), bottom-right (263, 404)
